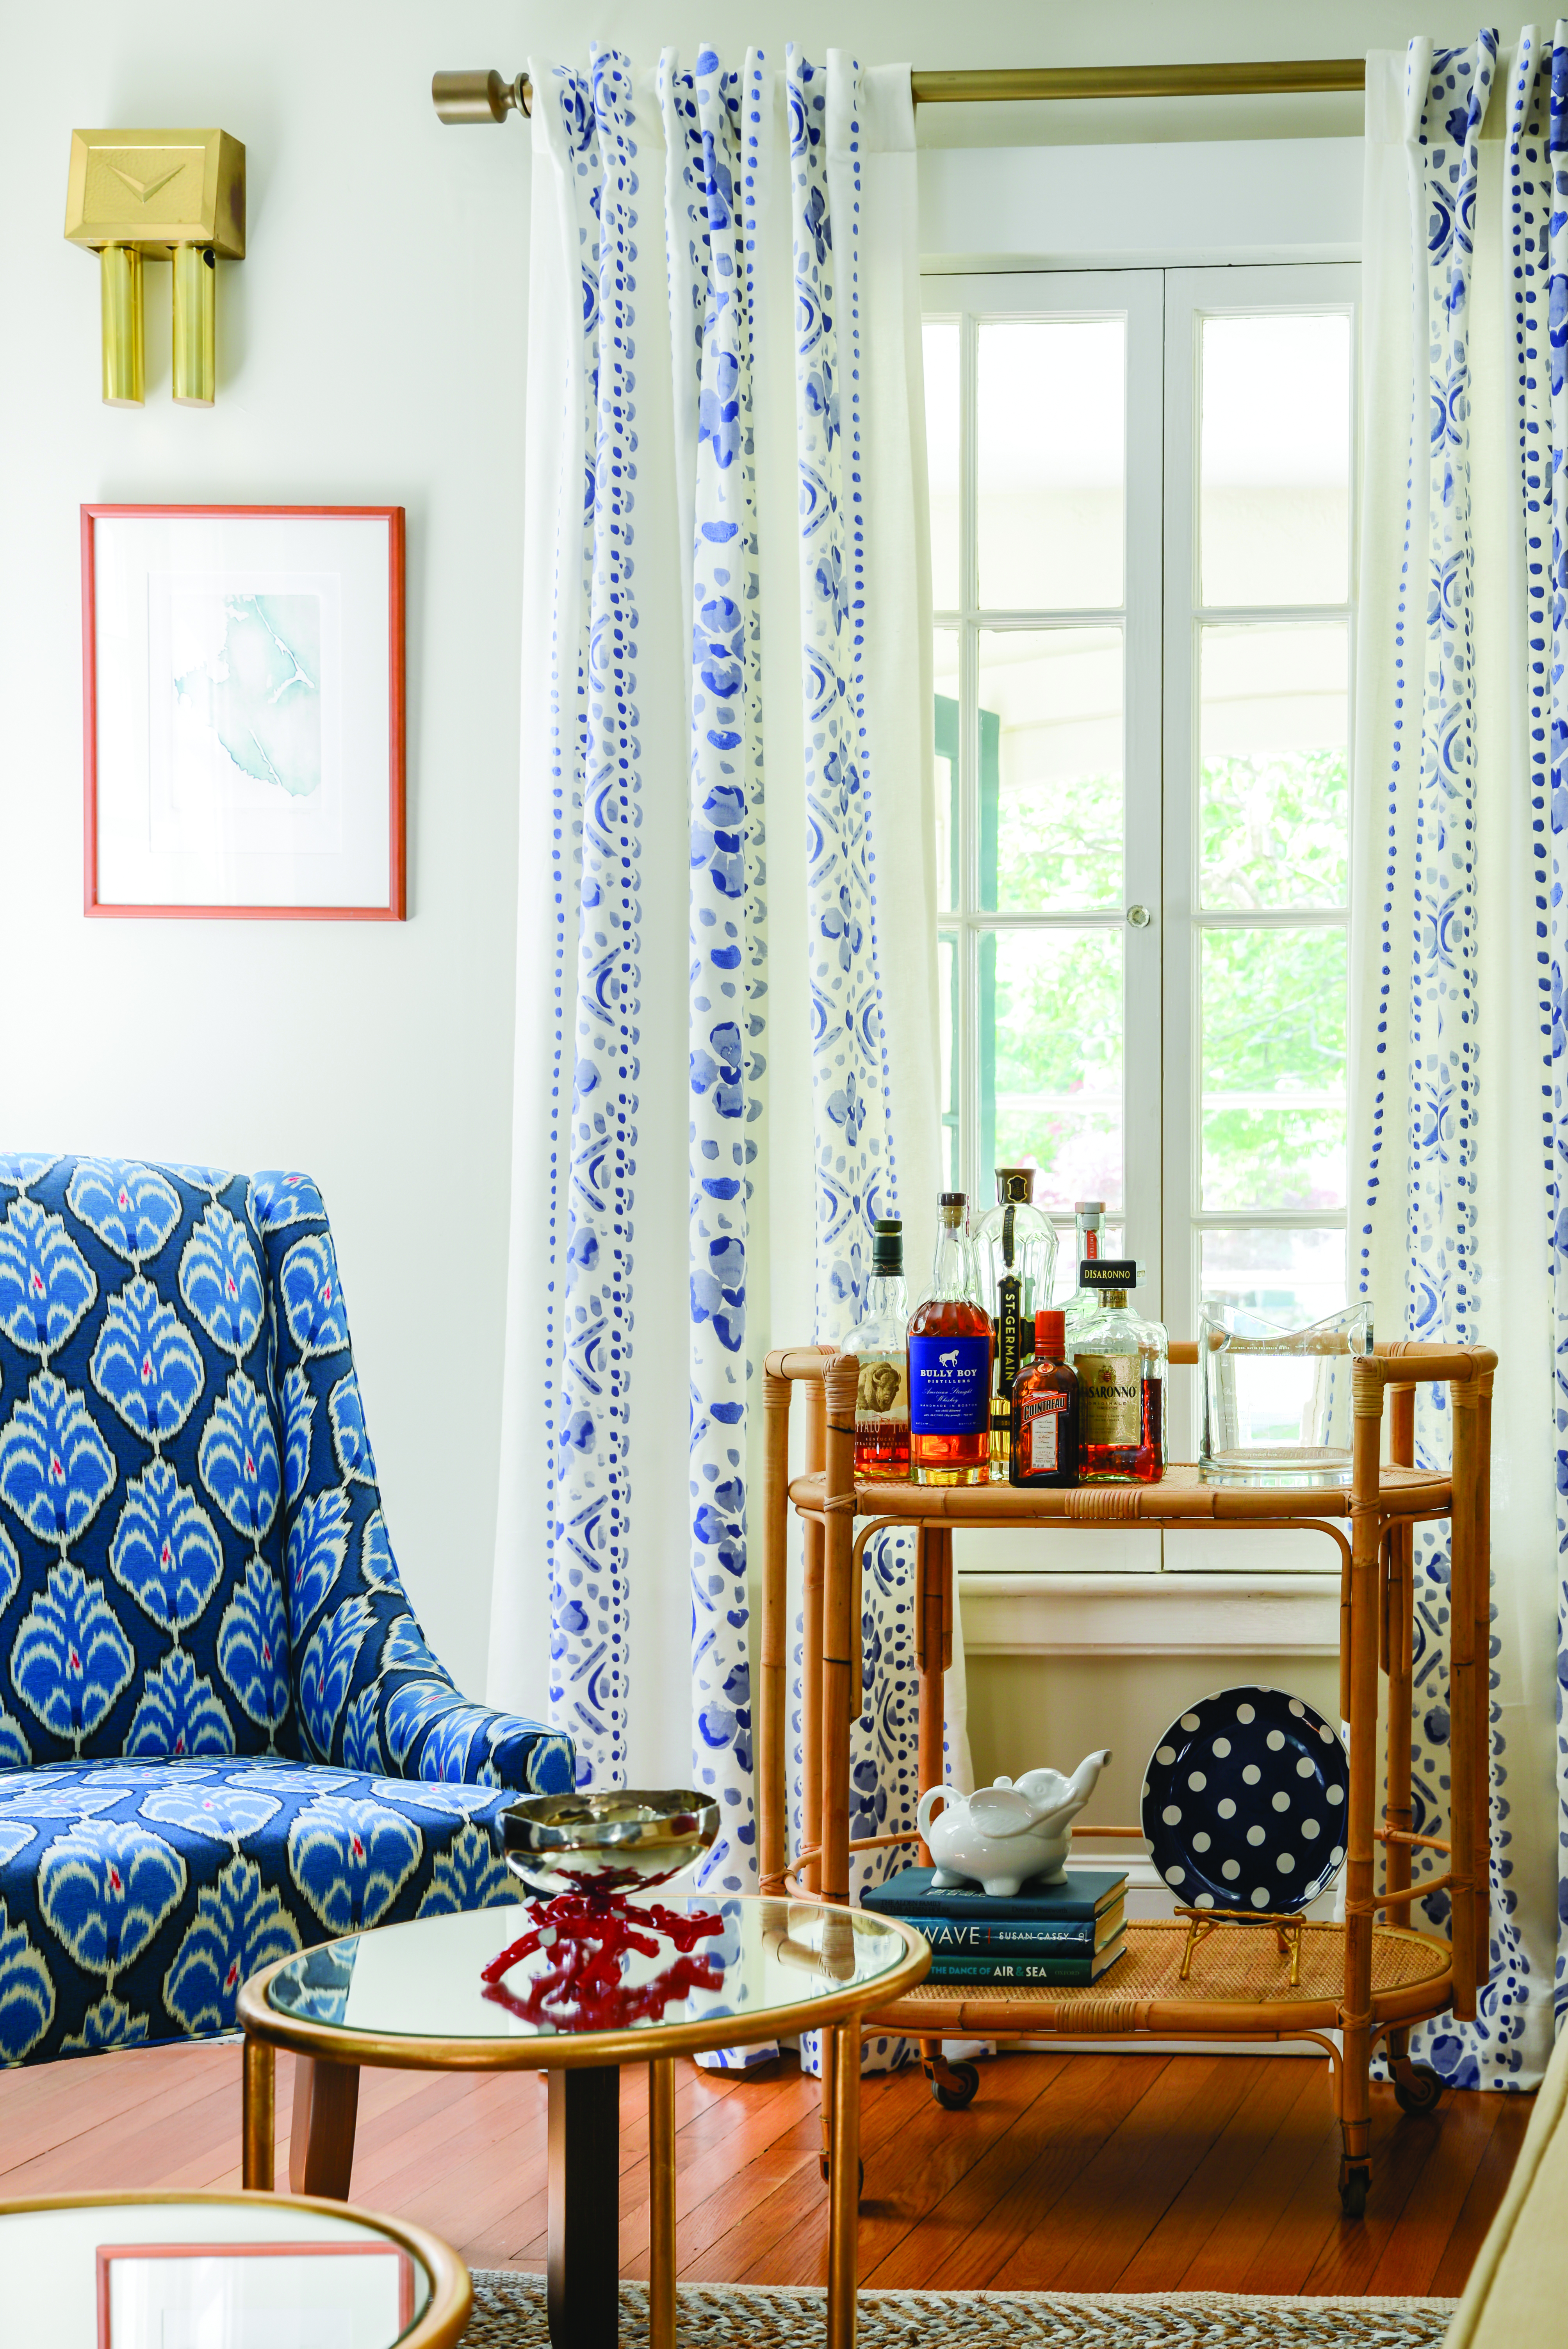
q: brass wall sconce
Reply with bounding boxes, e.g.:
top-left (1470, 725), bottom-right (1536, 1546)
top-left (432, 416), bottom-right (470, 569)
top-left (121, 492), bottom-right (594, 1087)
top-left (64, 129), bottom-right (245, 408)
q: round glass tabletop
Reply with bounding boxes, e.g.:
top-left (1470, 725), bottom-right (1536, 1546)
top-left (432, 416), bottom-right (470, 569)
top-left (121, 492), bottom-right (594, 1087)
top-left (0, 2194), bottom-right (444, 2349)
top-left (259, 1893), bottom-right (922, 2053)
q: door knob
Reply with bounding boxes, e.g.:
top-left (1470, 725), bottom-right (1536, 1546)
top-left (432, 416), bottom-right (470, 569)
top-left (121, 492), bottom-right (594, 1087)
top-left (1127, 904), bottom-right (1152, 929)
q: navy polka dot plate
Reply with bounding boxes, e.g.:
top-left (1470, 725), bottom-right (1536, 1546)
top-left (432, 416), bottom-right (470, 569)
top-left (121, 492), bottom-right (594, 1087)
top-left (1141, 1684), bottom-right (1349, 1915)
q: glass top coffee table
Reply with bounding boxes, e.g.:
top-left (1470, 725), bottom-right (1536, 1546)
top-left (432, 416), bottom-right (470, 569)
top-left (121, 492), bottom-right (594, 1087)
top-left (237, 1893), bottom-right (927, 2349)
top-left (0, 2187), bottom-right (468, 2347)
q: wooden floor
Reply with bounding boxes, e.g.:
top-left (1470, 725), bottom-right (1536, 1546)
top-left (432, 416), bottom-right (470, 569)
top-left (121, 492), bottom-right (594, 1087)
top-left (0, 2042), bottom-right (1532, 2298)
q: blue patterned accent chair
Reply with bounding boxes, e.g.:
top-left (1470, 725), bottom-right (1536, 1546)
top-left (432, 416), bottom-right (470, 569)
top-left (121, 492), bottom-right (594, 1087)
top-left (0, 1155), bottom-right (572, 2064)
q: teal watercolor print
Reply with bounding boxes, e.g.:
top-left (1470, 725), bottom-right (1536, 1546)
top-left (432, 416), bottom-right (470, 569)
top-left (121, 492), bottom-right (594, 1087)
top-left (175, 595), bottom-right (323, 800)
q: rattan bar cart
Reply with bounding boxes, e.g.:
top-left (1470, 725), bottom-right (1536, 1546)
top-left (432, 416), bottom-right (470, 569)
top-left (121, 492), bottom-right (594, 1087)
top-left (758, 1338), bottom-right (1495, 2217)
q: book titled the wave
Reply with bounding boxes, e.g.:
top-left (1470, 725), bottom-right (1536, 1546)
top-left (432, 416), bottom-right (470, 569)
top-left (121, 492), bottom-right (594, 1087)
top-left (862, 1865), bottom-right (1128, 1959)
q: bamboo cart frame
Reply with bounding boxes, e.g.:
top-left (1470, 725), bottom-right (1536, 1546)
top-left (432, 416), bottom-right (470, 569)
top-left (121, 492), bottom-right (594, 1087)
top-left (759, 1338), bottom-right (1495, 2217)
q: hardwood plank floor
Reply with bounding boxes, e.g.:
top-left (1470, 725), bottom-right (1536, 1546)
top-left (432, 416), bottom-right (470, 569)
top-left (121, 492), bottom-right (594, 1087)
top-left (0, 2042), bottom-right (1530, 2297)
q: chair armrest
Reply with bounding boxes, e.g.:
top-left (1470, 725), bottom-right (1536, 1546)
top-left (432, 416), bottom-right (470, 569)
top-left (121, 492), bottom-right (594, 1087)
top-left (374, 1655), bottom-right (574, 1795)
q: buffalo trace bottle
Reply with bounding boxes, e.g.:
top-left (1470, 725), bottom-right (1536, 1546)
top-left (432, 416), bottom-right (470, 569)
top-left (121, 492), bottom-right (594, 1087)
top-left (907, 1192), bottom-right (992, 1485)
top-left (1010, 1308), bottom-right (1079, 1488)
top-left (843, 1218), bottom-right (910, 1480)
top-left (973, 1168), bottom-right (1058, 1473)
top-left (1067, 1260), bottom-right (1167, 1485)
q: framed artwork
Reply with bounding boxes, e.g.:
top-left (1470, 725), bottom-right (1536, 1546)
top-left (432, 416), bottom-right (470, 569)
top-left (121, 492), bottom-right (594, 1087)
top-left (96, 2239), bottom-right (415, 2348)
top-left (82, 503), bottom-right (405, 920)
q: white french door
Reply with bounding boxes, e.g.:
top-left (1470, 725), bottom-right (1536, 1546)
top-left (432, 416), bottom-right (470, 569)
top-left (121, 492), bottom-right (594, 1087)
top-left (924, 260), bottom-right (1359, 1500)
top-left (923, 272), bottom-right (1164, 1279)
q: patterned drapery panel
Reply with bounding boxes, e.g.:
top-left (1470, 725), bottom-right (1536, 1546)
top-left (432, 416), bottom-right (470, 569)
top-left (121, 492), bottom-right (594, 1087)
top-left (506, 47), bottom-right (943, 2072)
top-left (1354, 30), bottom-right (1563, 2089)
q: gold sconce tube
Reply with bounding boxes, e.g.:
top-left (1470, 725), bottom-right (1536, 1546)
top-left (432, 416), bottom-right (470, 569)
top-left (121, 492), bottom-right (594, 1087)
top-left (99, 244), bottom-right (144, 406)
top-left (172, 243), bottom-right (215, 405)
top-left (66, 130), bottom-right (244, 407)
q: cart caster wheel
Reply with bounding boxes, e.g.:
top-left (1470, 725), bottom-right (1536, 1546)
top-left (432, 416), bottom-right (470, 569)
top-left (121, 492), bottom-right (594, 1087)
top-left (1338, 2164), bottom-right (1370, 2219)
top-left (927, 2061), bottom-right (980, 2111)
top-left (818, 2153), bottom-right (865, 2192)
top-left (1393, 2063), bottom-right (1444, 2117)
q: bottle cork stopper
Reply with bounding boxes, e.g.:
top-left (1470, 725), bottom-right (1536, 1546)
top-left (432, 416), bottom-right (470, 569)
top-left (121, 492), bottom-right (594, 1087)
top-left (1035, 1309), bottom-right (1066, 1358)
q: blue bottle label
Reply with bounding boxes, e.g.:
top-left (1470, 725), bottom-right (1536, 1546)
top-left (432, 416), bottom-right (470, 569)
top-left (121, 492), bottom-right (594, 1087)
top-left (909, 1333), bottom-right (991, 1433)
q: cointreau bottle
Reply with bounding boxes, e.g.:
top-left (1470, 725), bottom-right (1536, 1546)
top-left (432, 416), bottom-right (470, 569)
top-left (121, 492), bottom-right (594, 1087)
top-left (844, 1219), bottom-right (910, 1480)
top-left (974, 1168), bottom-right (1058, 1472)
top-left (908, 1192), bottom-right (992, 1486)
top-left (1010, 1309), bottom-right (1078, 1487)
top-left (1067, 1261), bottom-right (1167, 1485)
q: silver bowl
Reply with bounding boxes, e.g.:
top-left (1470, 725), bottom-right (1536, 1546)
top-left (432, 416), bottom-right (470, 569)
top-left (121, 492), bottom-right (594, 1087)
top-left (500, 1788), bottom-right (720, 1899)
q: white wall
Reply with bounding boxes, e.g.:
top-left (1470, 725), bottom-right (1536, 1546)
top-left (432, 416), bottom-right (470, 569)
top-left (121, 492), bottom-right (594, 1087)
top-left (0, 0), bottom-right (1474, 1713)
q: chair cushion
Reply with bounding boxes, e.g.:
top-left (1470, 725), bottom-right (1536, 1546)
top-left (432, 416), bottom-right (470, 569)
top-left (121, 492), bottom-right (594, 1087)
top-left (0, 1159), bottom-right (294, 1764)
top-left (0, 1755), bottom-right (524, 2064)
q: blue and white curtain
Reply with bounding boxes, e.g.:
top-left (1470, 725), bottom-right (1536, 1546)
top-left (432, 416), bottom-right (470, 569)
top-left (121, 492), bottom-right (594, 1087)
top-left (489, 45), bottom-right (954, 2054)
top-left (1353, 30), bottom-right (1568, 2089)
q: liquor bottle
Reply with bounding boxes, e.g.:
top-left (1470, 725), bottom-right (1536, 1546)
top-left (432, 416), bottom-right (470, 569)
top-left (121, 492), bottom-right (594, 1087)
top-left (974, 1168), bottom-right (1059, 1472)
top-left (1067, 1261), bottom-right (1167, 1484)
top-left (908, 1192), bottom-right (992, 1486)
top-left (844, 1218), bottom-right (910, 1480)
top-left (1010, 1309), bottom-right (1079, 1488)
top-left (1061, 1200), bottom-right (1105, 1330)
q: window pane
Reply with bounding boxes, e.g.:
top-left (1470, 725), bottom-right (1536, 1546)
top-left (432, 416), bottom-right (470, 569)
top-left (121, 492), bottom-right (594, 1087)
top-left (980, 629), bottom-right (1123, 913)
top-left (1200, 1228), bottom-right (1348, 1330)
top-left (924, 319), bottom-right (961, 613)
top-left (989, 929), bottom-right (1123, 1210)
top-left (978, 319), bottom-right (1124, 611)
top-left (934, 630), bottom-right (959, 912)
top-left (1199, 625), bottom-right (1347, 909)
top-left (938, 929), bottom-right (959, 1189)
top-left (1199, 313), bottom-right (1351, 608)
top-left (1200, 928), bottom-right (1346, 1210)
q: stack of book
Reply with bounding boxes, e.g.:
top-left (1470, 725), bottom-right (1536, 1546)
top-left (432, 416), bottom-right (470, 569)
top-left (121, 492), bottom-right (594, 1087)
top-left (862, 1864), bottom-right (1128, 1985)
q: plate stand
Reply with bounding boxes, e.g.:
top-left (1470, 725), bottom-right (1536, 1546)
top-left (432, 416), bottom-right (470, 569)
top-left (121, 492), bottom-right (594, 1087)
top-left (1175, 1906), bottom-right (1304, 1988)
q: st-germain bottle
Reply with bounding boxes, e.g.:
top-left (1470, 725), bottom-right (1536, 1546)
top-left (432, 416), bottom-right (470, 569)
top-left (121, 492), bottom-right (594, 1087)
top-left (1067, 1260), bottom-right (1168, 1485)
top-left (1010, 1308), bottom-right (1079, 1487)
top-left (973, 1167), bottom-right (1059, 1472)
top-left (844, 1218), bottom-right (910, 1480)
top-left (908, 1192), bottom-right (992, 1486)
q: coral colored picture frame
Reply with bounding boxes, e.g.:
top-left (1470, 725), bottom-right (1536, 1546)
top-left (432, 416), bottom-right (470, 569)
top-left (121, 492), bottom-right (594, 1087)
top-left (95, 2239), bottom-right (415, 2346)
top-left (82, 503), bottom-right (406, 921)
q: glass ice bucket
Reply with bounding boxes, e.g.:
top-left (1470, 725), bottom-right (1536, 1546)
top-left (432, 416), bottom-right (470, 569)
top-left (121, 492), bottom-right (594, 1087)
top-left (1198, 1299), bottom-right (1373, 1486)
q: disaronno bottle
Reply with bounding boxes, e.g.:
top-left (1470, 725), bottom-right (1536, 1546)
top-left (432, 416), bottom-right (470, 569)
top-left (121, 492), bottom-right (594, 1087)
top-left (973, 1167), bottom-right (1058, 1472)
top-left (907, 1192), bottom-right (992, 1486)
top-left (844, 1218), bottom-right (910, 1480)
top-left (1066, 1260), bottom-right (1167, 1485)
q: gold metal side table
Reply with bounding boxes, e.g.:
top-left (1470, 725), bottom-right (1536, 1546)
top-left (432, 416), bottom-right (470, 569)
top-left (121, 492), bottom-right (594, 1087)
top-left (238, 1894), bottom-right (928, 2349)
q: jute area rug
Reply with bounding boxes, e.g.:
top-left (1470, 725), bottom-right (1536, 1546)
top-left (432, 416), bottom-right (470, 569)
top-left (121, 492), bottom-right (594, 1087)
top-left (461, 2273), bottom-right (1457, 2345)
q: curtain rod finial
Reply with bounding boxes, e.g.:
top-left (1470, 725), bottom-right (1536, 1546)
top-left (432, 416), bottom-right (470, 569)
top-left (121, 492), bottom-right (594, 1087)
top-left (433, 70), bottom-right (531, 124)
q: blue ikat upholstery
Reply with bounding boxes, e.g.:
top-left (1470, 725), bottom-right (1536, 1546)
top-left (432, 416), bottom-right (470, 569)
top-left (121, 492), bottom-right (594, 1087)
top-left (0, 1156), bottom-right (572, 2064)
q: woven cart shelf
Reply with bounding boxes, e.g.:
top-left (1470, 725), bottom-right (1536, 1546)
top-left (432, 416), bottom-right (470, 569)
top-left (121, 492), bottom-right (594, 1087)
top-left (864, 1917), bottom-right (1453, 2041)
top-left (760, 1336), bottom-right (1496, 2219)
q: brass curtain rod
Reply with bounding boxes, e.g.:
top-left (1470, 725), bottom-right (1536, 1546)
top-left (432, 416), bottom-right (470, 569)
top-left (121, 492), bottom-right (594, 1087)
top-left (433, 57), bottom-right (1367, 124)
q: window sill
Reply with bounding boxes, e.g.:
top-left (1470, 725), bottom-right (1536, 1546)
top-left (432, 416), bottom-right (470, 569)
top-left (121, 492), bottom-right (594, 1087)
top-left (958, 1569), bottom-right (1341, 1656)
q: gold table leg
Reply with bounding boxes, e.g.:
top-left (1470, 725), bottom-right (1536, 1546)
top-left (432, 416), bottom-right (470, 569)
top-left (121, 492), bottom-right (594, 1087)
top-left (648, 2057), bottom-right (676, 2349)
top-left (826, 2021), bottom-right (860, 2349)
top-left (242, 2035), bottom-right (274, 2190)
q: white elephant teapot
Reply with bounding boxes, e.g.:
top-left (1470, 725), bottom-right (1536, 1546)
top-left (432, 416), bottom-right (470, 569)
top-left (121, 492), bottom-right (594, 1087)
top-left (916, 1750), bottom-right (1112, 1897)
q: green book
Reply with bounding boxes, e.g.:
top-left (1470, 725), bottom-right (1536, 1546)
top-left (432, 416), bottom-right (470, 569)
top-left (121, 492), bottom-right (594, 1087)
top-left (926, 1932), bottom-right (1126, 1986)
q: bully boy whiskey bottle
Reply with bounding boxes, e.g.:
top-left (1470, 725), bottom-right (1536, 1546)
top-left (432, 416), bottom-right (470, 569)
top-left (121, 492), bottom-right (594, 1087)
top-left (908, 1192), bottom-right (992, 1485)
